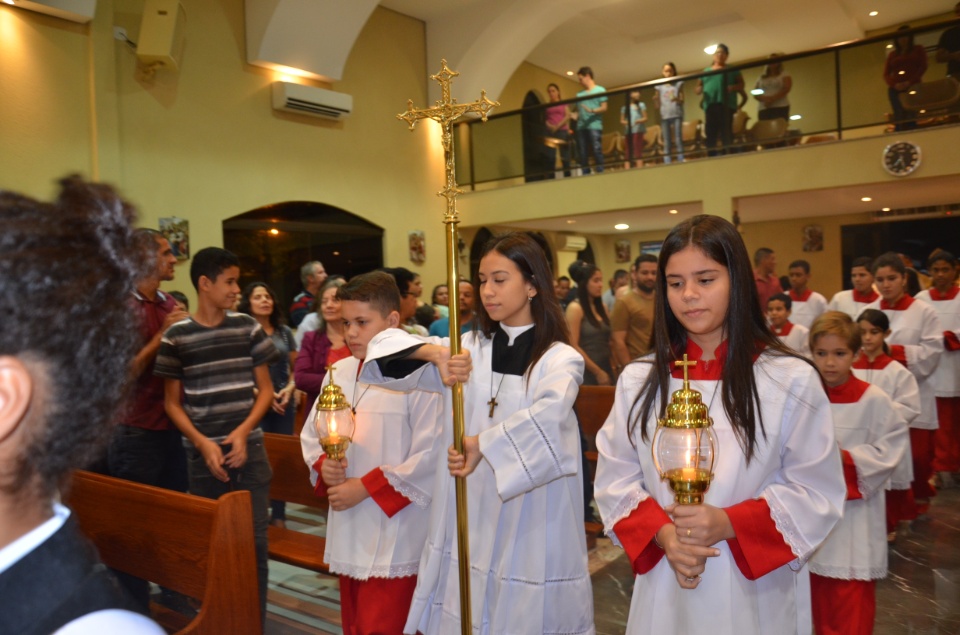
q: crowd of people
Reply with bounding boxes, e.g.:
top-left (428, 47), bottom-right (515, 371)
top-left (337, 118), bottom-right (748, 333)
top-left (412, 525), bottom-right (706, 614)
top-left (539, 11), bottom-right (960, 174)
top-left (3, 174), bottom-right (958, 635)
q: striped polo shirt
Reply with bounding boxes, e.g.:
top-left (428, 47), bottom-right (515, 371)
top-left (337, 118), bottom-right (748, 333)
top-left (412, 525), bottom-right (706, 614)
top-left (155, 312), bottom-right (279, 438)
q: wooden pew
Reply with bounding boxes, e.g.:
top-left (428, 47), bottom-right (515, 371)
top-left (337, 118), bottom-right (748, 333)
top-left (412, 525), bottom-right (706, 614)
top-left (574, 385), bottom-right (616, 546)
top-left (263, 432), bottom-right (330, 574)
top-left (65, 470), bottom-right (260, 635)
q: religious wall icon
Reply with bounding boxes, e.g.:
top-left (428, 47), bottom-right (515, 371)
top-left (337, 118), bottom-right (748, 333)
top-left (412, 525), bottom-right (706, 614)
top-left (409, 230), bottom-right (426, 264)
top-left (159, 216), bottom-right (190, 261)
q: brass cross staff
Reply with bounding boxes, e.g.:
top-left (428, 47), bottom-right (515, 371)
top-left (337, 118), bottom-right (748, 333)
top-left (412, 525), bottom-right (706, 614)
top-left (397, 59), bottom-right (498, 634)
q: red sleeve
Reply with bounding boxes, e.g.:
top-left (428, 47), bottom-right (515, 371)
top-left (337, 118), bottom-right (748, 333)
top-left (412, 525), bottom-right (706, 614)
top-left (724, 499), bottom-right (796, 580)
top-left (293, 332), bottom-right (325, 396)
top-left (944, 331), bottom-right (960, 351)
top-left (361, 468), bottom-right (412, 518)
top-left (312, 455), bottom-right (329, 498)
top-left (612, 497), bottom-right (672, 575)
top-left (889, 344), bottom-right (908, 367)
top-left (841, 450), bottom-right (863, 500)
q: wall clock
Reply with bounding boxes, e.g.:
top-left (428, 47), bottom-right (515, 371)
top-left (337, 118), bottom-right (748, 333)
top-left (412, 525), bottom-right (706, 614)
top-left (882, 141), bottom-right (921, 177)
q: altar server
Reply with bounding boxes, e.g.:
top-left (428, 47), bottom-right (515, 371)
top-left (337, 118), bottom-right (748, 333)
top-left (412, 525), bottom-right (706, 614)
top-left (854, 309), bottom-right (920, 537)
top-left (808, 311), bottom-right (908, 635)
top-left (595, 215), bottom-right (845, 635)
top-left (358, 232), bottom-right (594, 634)
top-left (786, 259), bottom-right (828, 329)
top-left (827, 257), bottom-right (879, 319)
top-left (300, 272), bottom-right (444, 635)
top-left (865, 252), bottom-right (943, 513)
top-left (915, 250), bottom-right (960, 488)
top-left (767, 292), bottom-right (810, 356)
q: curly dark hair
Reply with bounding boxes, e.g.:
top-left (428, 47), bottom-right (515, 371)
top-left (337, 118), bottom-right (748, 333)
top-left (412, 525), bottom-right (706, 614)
top-left (237, 281), bottom-right (285, 329)
top-left (0, 175), bottom-right (142, 501)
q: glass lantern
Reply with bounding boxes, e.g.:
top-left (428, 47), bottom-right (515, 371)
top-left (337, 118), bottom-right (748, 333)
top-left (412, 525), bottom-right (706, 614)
top-left (314, 366), bottom-right (356, 460)
top-left (652, 355), bottom-right (718, 505)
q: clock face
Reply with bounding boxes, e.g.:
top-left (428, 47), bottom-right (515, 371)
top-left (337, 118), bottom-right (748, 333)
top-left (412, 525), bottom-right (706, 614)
top-left (882, 141), bottom-right (921, 177)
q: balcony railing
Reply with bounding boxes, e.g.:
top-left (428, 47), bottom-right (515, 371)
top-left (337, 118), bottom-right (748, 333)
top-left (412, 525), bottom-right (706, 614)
top-left (454, 19), bottom-right (960, 190)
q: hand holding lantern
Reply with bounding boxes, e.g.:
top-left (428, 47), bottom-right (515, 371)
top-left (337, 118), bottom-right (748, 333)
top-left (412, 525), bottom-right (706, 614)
top-left (315, 366), bottom-right (356, 461)
top-left (652, 355), bottom-right (718, 505)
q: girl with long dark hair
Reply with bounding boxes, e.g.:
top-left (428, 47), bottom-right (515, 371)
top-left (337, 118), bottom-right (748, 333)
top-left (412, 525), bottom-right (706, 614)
top-left (594, 215), bottom-right (845, 634)
top-left (359, 232), bottom-right (594, 634)
top-left (566, 263), bottom-right (613, 385)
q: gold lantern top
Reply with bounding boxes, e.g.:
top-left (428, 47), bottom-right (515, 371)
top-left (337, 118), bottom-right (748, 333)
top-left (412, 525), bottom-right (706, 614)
top-left (317, 365), bottom-right (350, 412)
top-left (314, 365), bottom-right (355, 461)
top-left (659, 356), bottom-right (713, 430)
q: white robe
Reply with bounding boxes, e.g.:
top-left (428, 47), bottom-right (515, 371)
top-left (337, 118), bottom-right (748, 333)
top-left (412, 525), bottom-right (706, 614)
top-left (359, 328), bottom-right (594, 635)
top-left (788, 290), bottom-right (827, 330)
top-left (914, 288), bottom-right (960, 398)
top-left (772, 322), bottom-right (810, 358)
top-left (595, 351), bottom-right (845, 635)
top-left (864, 297), bottom-right (944, 428)
top-left (809, 381), bottom-right (908, 580)
top-left (300, 355), bottom-right (443, 580)
top-left (826, 289), bottom-right (878, 321)
top-left (853, 354), bottom-right (920, 490)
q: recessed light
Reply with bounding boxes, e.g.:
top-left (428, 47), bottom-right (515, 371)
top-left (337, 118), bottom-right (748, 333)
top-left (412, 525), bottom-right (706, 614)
top-left (614, 223), bottom-right (630, 230)
top-left (333, 251), bottom-right (340, 256)
top-left (882, 207), bottom-right (891, 212)
top-left (269, 228), bottom-right (279, 235)
top-left (886, 44), bottom-right (894, 49)
top-left (790, 114), bottom-right (802, 120)
top-left (566, 219), bottom-right (576, 224)
top-left (669, 209), bottom-right (679, 214)
top-left (869, 10), bottom-right (878, 16)
top-left (861, 197), bottom-right (872, 202)
top-left (704, 44), bottom-right (718, 55)
top-left (566, 71), bottom-right (575, 76)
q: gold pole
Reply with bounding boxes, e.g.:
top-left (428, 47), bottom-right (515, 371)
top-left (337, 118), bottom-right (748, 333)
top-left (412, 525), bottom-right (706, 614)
top-left (398, 60), bottom-right (498, 634)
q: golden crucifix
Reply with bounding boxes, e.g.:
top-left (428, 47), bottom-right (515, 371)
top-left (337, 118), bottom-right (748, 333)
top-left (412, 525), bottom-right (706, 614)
top-left (397, 59), bottom-right (498, 634)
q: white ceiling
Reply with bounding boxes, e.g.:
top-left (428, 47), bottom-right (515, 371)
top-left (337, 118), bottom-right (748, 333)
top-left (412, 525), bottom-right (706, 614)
top-left (380, 0), bottom-right (956, 88)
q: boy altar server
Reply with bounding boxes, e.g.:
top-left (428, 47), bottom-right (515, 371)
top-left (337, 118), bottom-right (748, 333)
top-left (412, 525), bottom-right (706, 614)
top-left (300, 272), bottom-right (444, 635)
top-left (828, 257), bottom-right (879, 319)
top-left (767, 292), bottom-right (810, 356)
top-left (787, 259), bottom-right (828, 329)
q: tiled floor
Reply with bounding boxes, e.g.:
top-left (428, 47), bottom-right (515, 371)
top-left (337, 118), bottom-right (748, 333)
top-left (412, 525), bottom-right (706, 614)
top-left (266, 487), bottom-right (960, 634)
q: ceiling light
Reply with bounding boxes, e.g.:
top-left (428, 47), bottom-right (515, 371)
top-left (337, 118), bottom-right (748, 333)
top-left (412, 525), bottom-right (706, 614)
top-left (614, 223), bottom-right (630, 230)
top-left (790, 114), bottom-right (802, 120)
top-left (886, 44), bottom-right (894, 49)
top-left (566, 71), bottom-right (574, 76)
top-left (1, 1), bottom-right (14, 5)
top-left (750, 88), bottom-right (764, 95)
top-left (269, 228), bottom-right (279, 235)
top-left (882, 207), bottom-right (891, 212)
top-left (566, 219), bottom-right (576, 224)
top-left (704, 44), bottom-right (718, 55)
top-left (861, 197), bottom-right (872, 202)
top-left (332, 251), bottom-right (340, 256)
top-left (869, 10), bottom-right (878, 16)
top-left (669, 209), bottom-right (679, 214)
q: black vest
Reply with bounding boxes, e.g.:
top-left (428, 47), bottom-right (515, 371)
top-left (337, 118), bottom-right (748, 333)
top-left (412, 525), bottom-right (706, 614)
top-left (0, 516), bottom-right (137, 635)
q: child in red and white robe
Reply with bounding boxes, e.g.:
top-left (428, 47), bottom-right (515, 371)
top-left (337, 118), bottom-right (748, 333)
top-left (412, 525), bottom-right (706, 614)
top-left (865, 252), bottom-right (943, 513)
top-left (809, 312), bottom-right (908, 635)
top-left (767, 292), bottom-right (810, 357)
top-left (915, 250), bottom-right (960, 487)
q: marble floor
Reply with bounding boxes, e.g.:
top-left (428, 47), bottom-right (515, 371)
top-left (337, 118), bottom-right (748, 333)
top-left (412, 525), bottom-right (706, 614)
top-left (265, 487), bottom-right (960, 634)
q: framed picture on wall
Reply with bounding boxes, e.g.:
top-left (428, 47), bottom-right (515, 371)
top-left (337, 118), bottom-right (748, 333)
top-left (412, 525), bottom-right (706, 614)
top-left (159, 217), bottom-right (189, 261)
top-left (803, 225), bottom-right (823, 252)
top-left (615, 239), bottom-right (631, 263)
top-left (409, 230), bottom-right (426, 264)
top-left (640, 241), bottom-right (662, 258)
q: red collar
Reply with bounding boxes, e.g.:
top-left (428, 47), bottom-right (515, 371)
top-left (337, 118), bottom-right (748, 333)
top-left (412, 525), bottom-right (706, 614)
top-left (670, 340), bottom-right (729, 380)
top-left (825, 375), bottom-right (870, 403)
top-left (853, 351), bottom-right (895, 370)
top-left (852, 289), bottom-right (879, 303)
top-left (880, 295), bottom-right (914, 311)
top-left (771, 321), bottom-right (794, 336)
top-left (930, 286), bottom-right (960, 301)
top-left (788, 289), bottom-right (812, 302)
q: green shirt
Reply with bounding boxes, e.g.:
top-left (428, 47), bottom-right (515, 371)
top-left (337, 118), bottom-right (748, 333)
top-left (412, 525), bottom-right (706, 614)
top-left (701, 67), bottom-right (743, 109)
top-left (576, 85), bottom-right (608, 131)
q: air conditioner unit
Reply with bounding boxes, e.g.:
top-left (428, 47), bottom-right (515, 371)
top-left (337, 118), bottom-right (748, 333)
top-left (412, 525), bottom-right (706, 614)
top-left (271, 82), bottom-right (353, 121)
top-left (558, 235), bottom-right (588, 252)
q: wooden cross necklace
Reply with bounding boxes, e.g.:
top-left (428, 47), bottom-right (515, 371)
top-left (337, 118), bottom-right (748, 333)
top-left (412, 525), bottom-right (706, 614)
top-left (488, 372), bottom-right (506, 418)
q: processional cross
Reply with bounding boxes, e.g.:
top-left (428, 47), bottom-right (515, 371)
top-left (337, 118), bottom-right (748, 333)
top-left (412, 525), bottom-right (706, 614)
top-left (397, 60), bottom-right (498, 635)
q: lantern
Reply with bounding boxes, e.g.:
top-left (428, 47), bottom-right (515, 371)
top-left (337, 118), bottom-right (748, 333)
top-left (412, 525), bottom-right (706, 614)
top-left (314, 365), bottom-right (356, 461)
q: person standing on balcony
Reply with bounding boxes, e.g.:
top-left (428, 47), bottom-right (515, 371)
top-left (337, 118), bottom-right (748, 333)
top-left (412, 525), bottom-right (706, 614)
top-left (574, 66), bottom-right (608, 174)
top-left (696, 44), bottom-right (746, 156)
top-left (544, 83), bottom-right (573, 177)
top-left (653, 62), bottom-right (685, 164)
top-left (753, 55), bottom-right (792, 121)
top-left (935, 2), bottom-right (960, 78)
top-left (884, 25), bottom-right (928, 132)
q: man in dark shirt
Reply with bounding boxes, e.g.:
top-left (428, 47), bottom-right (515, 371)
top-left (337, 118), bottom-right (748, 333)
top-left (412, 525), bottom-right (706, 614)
top-left (289, 260), bottom-right (327, 327)
top-left (936, 2), bottom-right (960, 77)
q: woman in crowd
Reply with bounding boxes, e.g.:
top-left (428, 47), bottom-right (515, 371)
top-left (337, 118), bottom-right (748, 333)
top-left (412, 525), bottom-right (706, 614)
top-left (294, 278), bottom-right (349, 412)
top-left (653, 62), bottom-right (685, 164)
top-left (883, 25), bottom-right (927, 131)
top-left (431, 283), bottom-right (449, 319)
top-left (753, 55), bottom-right (792, 121)
top-left (566, 263), bottom-right (613, 385)
top-left (545, 83), bottom-right (573, 177)
top-left (238, 282), bottom-right (298, 528)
